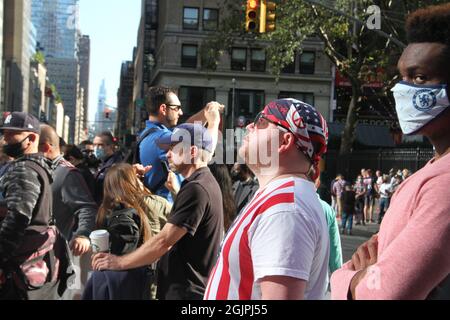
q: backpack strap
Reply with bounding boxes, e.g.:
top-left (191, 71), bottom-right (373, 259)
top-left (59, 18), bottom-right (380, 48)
top-left (20, 160), bottom-right (54, 229)
top-left (133, 127), bottom-right (160, 164)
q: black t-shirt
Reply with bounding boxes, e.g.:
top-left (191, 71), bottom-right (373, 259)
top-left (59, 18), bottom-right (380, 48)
top-left (156, 167), bottom-right (224, 300)
top-left (341, 190), bottom-right (356, 215)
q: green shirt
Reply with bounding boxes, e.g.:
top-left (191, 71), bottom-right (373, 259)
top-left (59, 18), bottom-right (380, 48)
top-left (318, 194), bottom-right (343, 274)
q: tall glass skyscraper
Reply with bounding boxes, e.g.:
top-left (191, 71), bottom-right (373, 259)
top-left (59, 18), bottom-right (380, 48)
top-left (31, 0), bottom-right (80, 143)
top-left (31, 0), bottom-right (78, 59)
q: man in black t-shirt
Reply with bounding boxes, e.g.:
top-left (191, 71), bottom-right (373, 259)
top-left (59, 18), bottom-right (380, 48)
top-left (91, 105), bottom-right (224, 300)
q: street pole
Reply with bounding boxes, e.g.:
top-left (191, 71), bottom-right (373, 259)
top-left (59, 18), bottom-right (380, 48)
top-left (231, 78), bottom-right (236, 130)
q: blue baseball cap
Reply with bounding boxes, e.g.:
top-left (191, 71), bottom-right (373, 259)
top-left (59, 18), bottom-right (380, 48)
top-left (156, 123), bottom-right (214, 153)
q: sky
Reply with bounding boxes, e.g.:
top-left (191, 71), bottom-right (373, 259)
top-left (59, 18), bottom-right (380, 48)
top-left (79, 0), bottom-right (141, 122)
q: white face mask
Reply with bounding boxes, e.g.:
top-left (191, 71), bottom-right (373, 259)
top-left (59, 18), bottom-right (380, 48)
top-left (391, 81), bottom-right (450, 135)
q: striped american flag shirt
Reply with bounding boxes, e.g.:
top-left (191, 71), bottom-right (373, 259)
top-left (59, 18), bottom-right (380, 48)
top-left (204, 177), bottom-right (330, 300)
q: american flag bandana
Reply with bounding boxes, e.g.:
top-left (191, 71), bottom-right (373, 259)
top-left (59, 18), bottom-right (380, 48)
top-left (262, 98), bottom-right (329, 166)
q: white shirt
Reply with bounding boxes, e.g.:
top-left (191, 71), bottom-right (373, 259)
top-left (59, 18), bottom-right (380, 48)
top-left (379, 183), bottom-right (392, 198)
top-left (204, 177), bottom-right (330, 300)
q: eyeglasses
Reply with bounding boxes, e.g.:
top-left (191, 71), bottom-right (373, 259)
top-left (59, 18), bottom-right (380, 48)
top-left (166, 104), bottom-right (182, 112)
top-left (253, 112), bottom-right (291, 133)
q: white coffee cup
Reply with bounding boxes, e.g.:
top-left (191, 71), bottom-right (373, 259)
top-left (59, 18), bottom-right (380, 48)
top-left (89, 230), bottom-right (110, 253)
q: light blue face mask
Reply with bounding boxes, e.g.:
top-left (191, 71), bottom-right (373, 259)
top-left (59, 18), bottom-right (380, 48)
top-left (391, 81), bottom-right (450, 135)
top-left (94, 147), bottom-right (105, 160)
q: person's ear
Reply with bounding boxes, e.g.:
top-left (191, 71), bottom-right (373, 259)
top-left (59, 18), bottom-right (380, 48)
top-left (28, 133), bottom-right (38, 143)
top-left (279, 132), bottom-right (296, 153)
top-left (191, 145), bottom-right (198, 159)
top-left (159, 104), bottom-right (167, 116)
top-left (39, 142), bottom-right (51, 153)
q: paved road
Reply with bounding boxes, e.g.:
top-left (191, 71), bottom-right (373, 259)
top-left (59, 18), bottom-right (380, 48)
top-left (340, 224), bottom-right (380, 262)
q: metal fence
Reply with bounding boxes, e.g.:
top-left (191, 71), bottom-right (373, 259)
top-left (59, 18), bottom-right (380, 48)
top-left (324, 147), bottom-right (435, 182)
top-left (317, 147), bottom-right (434, 203)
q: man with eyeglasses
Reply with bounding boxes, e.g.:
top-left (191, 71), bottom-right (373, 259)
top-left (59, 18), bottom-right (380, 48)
top-left (139, 86), bottom-right (222, 204)
top-left (204, 99), bottom-right (330, 300)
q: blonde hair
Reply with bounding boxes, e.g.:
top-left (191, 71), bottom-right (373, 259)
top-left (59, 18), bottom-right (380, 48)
top-left (96, 163), bottom-right (152, 243)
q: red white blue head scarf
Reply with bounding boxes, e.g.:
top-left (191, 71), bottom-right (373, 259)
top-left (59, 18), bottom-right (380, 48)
top-left (261, 98), bottom-right (329, 176)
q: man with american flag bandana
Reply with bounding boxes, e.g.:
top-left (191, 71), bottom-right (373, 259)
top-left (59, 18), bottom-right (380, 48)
top-left (204, 99), bottom-right (330, 300)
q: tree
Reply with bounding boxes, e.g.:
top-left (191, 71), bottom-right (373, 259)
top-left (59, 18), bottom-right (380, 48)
top-left (32, 51), bottom-right (46, 65)
top-left (49, 84), bottom-right (63, 104)
top-left (201, 0), bottom-right (447, 155)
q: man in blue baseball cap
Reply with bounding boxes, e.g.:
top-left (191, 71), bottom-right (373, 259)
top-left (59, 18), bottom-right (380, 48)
top-left (92, 121), bottom-right (225, 300)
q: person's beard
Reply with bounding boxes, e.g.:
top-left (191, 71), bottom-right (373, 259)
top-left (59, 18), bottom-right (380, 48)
top-left (166, 113), bottom-right (179, 128)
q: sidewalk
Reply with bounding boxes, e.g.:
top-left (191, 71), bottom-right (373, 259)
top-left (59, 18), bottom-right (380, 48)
top-left (350, 222), bottom-right (380, 238)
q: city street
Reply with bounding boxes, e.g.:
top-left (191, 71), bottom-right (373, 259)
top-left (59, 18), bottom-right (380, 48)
top-left (341, 223), bottom-right (380, 262)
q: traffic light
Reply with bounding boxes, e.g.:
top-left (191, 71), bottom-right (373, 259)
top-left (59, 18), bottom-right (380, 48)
top-left (245, 0), bottom-right (259, 33)
top-left (260, 0), bottom-right (276, 33)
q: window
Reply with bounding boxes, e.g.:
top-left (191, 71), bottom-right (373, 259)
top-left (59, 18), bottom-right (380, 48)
top-left (179, 87), bottom-right (216, 120)
top-left (183, 7), bottom-right (199, 30)
top-left (299, 51), bottom-right (315, 74)
top-left (250, 49), bottom-right (266, 72)
top-left (282, 57), bottom-right (296, 73)
top-left (231, 48), bottom-right (247, 71)
top-left (203, 9), bottom-right (218, 31)
top-left (278, 92), bottom-right (315, 106)
top-left (228, 90), bottom-right (265, 127)
top-left (181, 45), bottom-right (198, 68)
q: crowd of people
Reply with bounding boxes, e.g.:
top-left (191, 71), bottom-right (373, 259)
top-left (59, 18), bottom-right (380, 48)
top-left (331, 167), bottom-right (411, 235)
top-left (0, 3), bottom-right (449, 300)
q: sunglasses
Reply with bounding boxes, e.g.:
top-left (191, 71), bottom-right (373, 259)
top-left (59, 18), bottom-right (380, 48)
top-left (253, 112), bottom-right (313, 162)
top-left (253, 112), bottom-right (291, 133)
top-left (166, 104), bottom-right (182, 111)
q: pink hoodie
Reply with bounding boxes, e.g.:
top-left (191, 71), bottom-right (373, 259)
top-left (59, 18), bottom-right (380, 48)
top-left (331, 152), bottom-right (450, 300)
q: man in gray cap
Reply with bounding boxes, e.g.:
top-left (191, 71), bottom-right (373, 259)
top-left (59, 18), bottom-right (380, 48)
top-left (92, 121), bottom-right (224, 300)
top-left (0, 112), bottom-right (62, 300)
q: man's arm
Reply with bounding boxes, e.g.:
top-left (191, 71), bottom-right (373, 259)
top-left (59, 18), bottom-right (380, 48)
top-left (92, 222), bottom-right (187, 271)
top-left (0, 164), bottom-right (41, 262)
top-left (260, 276), bottom-right (307, 300)
top-left (185, 101), bottom-right (223, 154)
top-left (185, 102), bottom-right (224, 125)
top-left (63, 170), bottom-right (98, 238)
top-left (332, 176), bottom-right (450, 300)
top-left (62, 170), bottom-right (98, 256)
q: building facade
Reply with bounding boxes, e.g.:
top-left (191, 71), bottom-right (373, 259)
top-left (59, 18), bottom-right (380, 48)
top-left (117, 61), bottom-right (134, 144)
top-left (44, 56), bottom-right (79, 142)
top-left (78, 34), bottom-right (90, 134)
top-left (95, 79), bottom-right (116, 134)
top-left (28, 59), bottom-right (47, 119)
top-left (132, 0), bottom-right (333, 133)
top-left (31, 0), bottom-right (81, 143)
top-left (2, 0), bottom-right (33, 113)
top-left (31, 0), bottom-right (78, 59)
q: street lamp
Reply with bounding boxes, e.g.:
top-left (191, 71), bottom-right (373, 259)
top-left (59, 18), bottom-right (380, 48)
top-left (231, 78), bottom-right (236, 130)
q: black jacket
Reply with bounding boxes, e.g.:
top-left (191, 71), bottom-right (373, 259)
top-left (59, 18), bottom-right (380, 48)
top-left (233, 178), bottom-right (259, 215)
top-left (94, 151), bottom-right (123, 204)
top-left (51, 156), bottom-right (97, 241)
top-left (0, 154), bottom-right (53, 264)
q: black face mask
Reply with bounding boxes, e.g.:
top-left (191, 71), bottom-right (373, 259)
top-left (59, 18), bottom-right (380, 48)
top-left (231, 170), bottom-right (244, 181)
top-left (3, 135), bottom-right (31, 159)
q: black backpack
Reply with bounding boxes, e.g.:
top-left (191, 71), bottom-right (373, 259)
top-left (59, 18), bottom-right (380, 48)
top-left (125, 128), bottom-right (158, 165)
